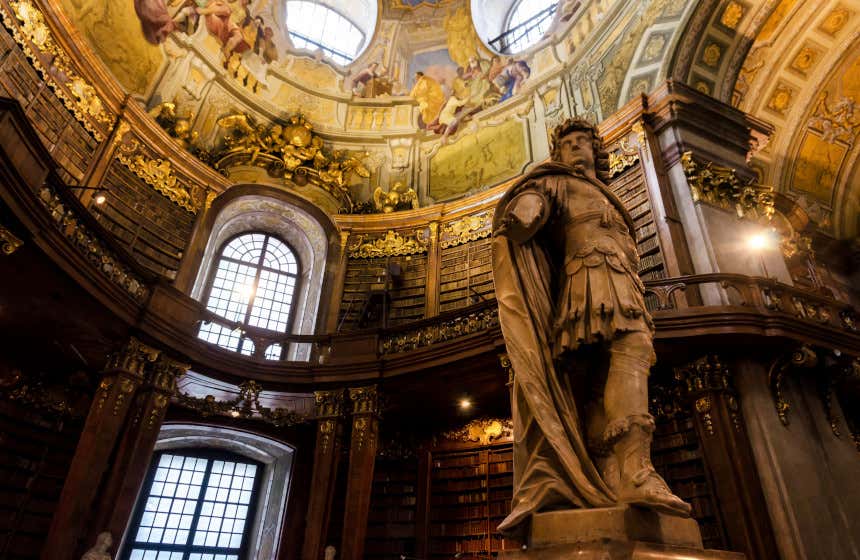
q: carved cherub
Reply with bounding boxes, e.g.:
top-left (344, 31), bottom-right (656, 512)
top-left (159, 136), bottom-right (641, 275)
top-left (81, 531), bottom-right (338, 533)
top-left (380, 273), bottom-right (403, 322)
top-left (216, 113), bottom-right (270, 162)
top-left (373, 181), bottom-right (419, 213)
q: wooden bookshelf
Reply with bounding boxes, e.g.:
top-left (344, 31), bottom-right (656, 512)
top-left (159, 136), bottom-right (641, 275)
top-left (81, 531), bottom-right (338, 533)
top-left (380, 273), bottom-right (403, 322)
top-left (365, 457), bottom-right (419, 559)
top-left (439, 237), bottom-right (495, 313)
top-left (427, 445), bottom-right (521, 558)
top-left (652, 416), bottom-right (726, 550)
top-left (609, 164), bottom-right (668, 309)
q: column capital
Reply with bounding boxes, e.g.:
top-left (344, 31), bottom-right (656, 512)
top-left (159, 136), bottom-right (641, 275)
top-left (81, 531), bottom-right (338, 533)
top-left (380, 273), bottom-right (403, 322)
top-left (348, 385), bottom-right (378, 415)
top-left (314, 388), bottom-right (345, 418)
top-left (104, 337), bottom-right (160, 377)
top-left (147, 354), bottom-right (189, 394)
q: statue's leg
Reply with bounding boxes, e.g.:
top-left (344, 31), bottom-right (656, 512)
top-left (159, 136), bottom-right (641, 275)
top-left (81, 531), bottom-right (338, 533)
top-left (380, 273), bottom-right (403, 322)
top-left (603, 331), bottom-right (692, 516)
top-left (582, 352), bottom-right (619, 493)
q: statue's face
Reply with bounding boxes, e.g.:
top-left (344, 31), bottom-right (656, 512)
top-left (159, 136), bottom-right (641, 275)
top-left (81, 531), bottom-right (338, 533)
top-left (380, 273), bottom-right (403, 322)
top-left (557, 130), bottom-right (595, 176)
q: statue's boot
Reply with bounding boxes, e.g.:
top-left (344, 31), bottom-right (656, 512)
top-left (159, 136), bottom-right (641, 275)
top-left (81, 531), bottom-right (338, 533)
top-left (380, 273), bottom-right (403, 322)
top-left (607, 413), bottom-right (692, 517)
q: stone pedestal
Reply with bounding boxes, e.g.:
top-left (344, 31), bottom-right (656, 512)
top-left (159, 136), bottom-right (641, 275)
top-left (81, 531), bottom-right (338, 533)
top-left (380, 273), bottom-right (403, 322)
top-left (500, 507), bottom-right (745, 560)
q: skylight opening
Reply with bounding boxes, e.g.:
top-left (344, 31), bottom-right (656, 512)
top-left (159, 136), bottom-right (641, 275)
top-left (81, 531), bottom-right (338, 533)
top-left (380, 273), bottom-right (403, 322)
top-left (286, 1), bottom-right (365, 65)
top-left (491, 0), bottom-right (558, 54)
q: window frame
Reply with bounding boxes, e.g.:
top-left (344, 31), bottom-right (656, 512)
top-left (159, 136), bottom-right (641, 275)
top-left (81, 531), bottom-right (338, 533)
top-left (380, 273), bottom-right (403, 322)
top-left (200, 232), bottom-right (303, 359)
top-left (121, 448), bottom-right (265, 560)
top-left (285, 0), bottom-right (367, 65)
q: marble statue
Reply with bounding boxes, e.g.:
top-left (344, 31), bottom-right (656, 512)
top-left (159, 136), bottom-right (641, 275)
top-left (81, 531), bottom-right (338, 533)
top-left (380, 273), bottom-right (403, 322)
top-left (491, 118), bottom-right (691, 538)
top-left (81, 532), bottom-right (113, 560)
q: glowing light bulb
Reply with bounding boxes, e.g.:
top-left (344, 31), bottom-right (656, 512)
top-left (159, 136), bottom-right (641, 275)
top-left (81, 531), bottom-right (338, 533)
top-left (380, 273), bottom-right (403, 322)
top-left (94, 193), bottom-right (106, 205)
top-left (459, 398), bottom-right (472, 410)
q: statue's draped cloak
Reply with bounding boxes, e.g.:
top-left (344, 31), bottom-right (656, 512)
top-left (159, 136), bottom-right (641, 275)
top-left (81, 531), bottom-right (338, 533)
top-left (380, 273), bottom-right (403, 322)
top-left (492, 163), bottom-right (636, 535)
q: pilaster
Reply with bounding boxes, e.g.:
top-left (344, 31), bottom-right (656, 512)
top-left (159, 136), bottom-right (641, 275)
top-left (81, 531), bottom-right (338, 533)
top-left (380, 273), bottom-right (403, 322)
top-left (95, 353), bottom-right (189, 546)
top-left (302, 389), bottom-right (346, 560)
top-left (340, 385), bottom-right (380, 560)
top-left (669, 355), bottom-right (779, 560)
top-left (41, 337), bottom-right (160, 560)
top-left (425, 221), bottom-right (440, 317)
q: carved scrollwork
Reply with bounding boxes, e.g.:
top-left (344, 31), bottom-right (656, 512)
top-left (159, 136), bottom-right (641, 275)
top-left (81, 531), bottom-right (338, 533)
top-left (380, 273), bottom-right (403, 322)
top-left (0, 224), bottom-right (23, 255)
top-left (105, 337), bottom-right (161, 377)
top-left (380, 306), bottom-right (499, 355)
top-left (349, 385), bottom-right (379, 415)
top-left (681, 152), bottom-right (775, 220)
top-left (767, 345), bottom-right (818, 426)
top-left (176, 380), bottom-right (308, 427)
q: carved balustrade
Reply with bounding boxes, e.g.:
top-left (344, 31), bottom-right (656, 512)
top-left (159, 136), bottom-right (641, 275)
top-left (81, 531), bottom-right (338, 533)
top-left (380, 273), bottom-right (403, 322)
top-left (643, 273), bottom-right (858, 333)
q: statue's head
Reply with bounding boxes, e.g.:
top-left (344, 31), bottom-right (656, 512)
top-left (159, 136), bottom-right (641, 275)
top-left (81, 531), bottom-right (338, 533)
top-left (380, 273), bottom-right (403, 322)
top-left (550, 118), bottom-right (610, 182)
top-left (95, 532), bottom-right (112, 552)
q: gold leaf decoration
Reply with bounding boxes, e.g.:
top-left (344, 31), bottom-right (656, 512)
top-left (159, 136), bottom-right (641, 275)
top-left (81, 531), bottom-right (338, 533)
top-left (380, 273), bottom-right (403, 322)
top-left (440, 418), bottom-right (513, 445)
top-left (440, 211), bottom-right (494, 248)
top-left (347, 229), bottom-right (428, 258)
top-left (681, 152), bottom-right (775, 220)
top-left (1, 0), bottom-right (111, 139)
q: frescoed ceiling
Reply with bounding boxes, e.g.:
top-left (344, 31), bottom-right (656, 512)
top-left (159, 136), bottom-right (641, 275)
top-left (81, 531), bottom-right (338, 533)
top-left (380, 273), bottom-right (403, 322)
top-left (28, 0), bottom-right (700, 215)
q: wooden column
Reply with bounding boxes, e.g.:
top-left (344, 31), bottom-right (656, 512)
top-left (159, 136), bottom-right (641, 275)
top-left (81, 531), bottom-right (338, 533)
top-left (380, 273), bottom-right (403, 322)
top-left (674, 355), bottom-right (780, 560)
top-left (340, 386), bottom-right (380, 560)
top-left (424, 221), bottom-right (440, 317)
top-left (301, 389), bottom-right (346, 560)
top-left (93, 353), bottom-right (189, 548)
top-left (41, 337), bottom-right (160, 560)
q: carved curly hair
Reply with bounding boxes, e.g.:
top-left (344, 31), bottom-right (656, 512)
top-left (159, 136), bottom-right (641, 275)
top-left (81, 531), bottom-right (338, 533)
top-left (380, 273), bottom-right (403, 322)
top-left (550, 118), bottom-right (611, 182)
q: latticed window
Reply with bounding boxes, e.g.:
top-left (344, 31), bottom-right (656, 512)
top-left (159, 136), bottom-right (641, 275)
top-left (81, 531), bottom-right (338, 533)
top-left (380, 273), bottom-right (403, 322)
top-left (492, 0), bottom-right (557, 54)
top-left (286, 1), bottom-right (365, 65)
top-left (123, 451), bottom-right (262, 560)
top-left (198, 233), bottom-right (300, 359)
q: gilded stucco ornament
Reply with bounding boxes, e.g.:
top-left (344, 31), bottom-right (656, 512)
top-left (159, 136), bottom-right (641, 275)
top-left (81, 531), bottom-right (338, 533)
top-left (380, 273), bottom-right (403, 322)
top-left (2, 0), bottom-right (111, 139)
top-left (439, 210), bottom-right (494, 248)
top-left (113, 126), bottom-right (208, 214)
top-left (681, 152), bottom-right (775, 220)
top-left (347, 229), bottom-right (428, 258)
top-left (214, 113), bottom-right (369, 211)
top-left (441, 418), bottom-right (513, 445)
top-left (380, 305), bottom-right (499, 355)
top-left (370, 182), bottom-right (419, 213)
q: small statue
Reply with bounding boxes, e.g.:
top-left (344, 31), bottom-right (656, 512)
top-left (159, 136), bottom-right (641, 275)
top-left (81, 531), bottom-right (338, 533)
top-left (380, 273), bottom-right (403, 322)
top-left (373, 181), bottom-right (419, 213)
top-left (324, 545), bottom-right (337, 560)
top-left (150, 101), bottom-right (199, 150)
top-left (81, 532), bottom-right (113, 560)
top-left (492, 118), bottom-right (691, 538)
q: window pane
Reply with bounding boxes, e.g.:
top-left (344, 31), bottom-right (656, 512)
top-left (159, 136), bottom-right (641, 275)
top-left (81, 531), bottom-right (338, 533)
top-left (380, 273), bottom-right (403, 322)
top-left (503, 0), bottom-right (557, 53)
top-left (287, 1), bottom-right (364, 64)
top-left (200, 233), bottom-right (300, 356)
top-left (126, 453), bottom-right (259, 560)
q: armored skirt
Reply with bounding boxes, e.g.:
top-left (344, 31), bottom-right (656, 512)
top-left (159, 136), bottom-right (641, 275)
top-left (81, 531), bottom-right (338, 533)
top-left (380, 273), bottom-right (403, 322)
top-left (552, 247), bottom-right (654, 358)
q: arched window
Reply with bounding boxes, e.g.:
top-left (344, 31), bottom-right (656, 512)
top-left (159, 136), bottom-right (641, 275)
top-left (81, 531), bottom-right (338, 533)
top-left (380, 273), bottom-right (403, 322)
top-left (493, 0), bottom-right (557, 54)
top-left (123, 450), bottom-right (263, 560)
top-left (286, 1), bottom-right (365, 65)
top-left (198, 233), bottom-right (299, 358)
